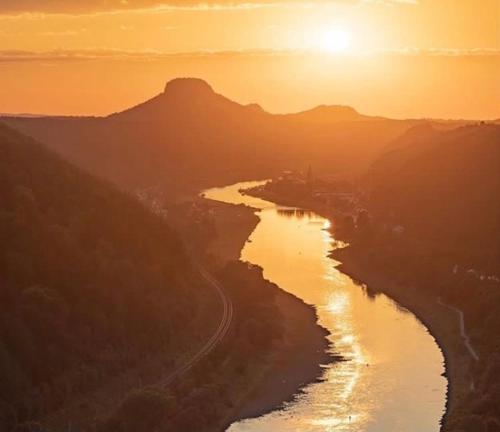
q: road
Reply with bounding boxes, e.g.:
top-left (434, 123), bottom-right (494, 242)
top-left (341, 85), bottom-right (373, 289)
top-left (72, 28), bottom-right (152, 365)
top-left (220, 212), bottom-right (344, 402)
top-left (437, 297), bottom-right (479, 362)
top-left (158, 264), bottom-right (234, 387)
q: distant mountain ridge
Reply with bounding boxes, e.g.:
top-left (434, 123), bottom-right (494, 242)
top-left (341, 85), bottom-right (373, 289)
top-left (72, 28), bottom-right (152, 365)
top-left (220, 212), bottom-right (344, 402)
top-left (109, 78), bottom-right (268, 123)
top-left (2, 78), bottom-right (453, 194)
top-left (109, 77), bottom-right (369, 124)
top-left (0, 112), bottom-right (50, 118)
top-left (281, 104), bottom-right (376, 123)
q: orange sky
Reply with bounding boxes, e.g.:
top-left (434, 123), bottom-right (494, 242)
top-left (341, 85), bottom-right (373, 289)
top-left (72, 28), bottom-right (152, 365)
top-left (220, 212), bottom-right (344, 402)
top-left (0, 1), bottom-right (499, 119)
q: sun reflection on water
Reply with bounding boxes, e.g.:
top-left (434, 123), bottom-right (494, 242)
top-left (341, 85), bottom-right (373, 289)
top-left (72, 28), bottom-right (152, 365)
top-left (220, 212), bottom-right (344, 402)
top-left (326, 291), bottom-right (349, 314)
top-left (204, 181), bottom-right (447, 432)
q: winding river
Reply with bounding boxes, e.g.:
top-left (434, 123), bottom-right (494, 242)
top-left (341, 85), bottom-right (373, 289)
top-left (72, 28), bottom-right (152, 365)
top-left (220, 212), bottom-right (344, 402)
top-left (204, 181), bottom-right (447, 432)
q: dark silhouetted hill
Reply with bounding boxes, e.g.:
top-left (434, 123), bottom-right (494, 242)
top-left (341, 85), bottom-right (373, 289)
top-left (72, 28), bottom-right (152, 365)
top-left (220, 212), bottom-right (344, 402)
top-left (3, 78), bottom-right (420, 195)
top-left (109, 78), bottom-right (266, 123)
top-left (0, 122), bottom-right (294, 432)
top-left (357, 123), bottom-right (500, 430)
top-left (280, 104), bottom-right (376, 123)
top-left (0, 122), bottom-right (211, 428)
top-left (367, 123), bottom-right (500, 267)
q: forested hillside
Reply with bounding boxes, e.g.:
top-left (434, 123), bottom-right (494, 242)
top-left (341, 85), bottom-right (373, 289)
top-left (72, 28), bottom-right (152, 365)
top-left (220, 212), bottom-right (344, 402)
top-left (0, 123), bottom-right (212, 429)
top-left (3, 78), bottom-right (419, 195)
top-left (367, 123), bottom-right (500, 271)
top-left (338, 123), bottom-right (500, 431)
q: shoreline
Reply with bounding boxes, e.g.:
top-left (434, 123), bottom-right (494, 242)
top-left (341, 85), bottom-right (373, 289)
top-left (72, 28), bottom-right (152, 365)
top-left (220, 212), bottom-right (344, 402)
top-left (227, 287), bottom-right (339, 425)
top-left (244, 186), bottom-right (468, 430)
top-left (329, 247), bottom-right (471, 430)
top-left (202, 196), bottom-right (340, 429)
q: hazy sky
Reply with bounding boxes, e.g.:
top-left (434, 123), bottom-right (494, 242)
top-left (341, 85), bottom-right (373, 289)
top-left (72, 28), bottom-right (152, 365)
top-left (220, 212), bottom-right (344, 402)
top-left (0, 1), bottom-right (498, 118)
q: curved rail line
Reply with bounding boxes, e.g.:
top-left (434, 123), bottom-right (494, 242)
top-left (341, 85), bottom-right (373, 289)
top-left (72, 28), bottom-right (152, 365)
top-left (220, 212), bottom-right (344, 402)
top-left (158, 265), bottom-right (234, 387)
top-left (41, 265), bottom-right (233, 429)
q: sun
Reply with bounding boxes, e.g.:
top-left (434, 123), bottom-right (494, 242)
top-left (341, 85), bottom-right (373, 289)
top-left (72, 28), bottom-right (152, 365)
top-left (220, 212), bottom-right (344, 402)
top-left (318, 27), bottom-right (351, 53)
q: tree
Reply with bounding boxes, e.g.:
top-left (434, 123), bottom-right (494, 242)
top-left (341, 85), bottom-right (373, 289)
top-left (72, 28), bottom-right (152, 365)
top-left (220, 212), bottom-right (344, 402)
top-left (102, 388), bottom-right (174, 432)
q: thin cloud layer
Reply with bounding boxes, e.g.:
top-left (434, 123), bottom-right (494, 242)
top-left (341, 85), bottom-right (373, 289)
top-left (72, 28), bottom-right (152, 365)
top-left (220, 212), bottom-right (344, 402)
top-left (0, 47), bottom-right (498, 62)
top-left (0, 0), bottom-right (417, 14)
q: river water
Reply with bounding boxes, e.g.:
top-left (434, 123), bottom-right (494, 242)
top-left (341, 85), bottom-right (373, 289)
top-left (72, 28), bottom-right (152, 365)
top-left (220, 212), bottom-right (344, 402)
top-left (204, 181), bottom-right (447, 432)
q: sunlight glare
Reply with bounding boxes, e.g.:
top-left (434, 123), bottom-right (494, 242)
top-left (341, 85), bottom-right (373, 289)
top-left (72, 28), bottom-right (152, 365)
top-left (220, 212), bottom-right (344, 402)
top-left (318, 26), bottom-right (351, 53)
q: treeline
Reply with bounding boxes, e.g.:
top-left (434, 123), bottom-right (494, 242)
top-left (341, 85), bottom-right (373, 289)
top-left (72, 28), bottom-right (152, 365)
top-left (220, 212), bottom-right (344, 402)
top-left (366, 123), bottom-right (500, 273)
top-left (0, 123), bottom-right (211, 430)
top-left (335, 232), bottom-right (500, 431)
top-left (335, 124), bottom-right (500, 431)
top-left (102, 261), bottom-right (284, 432)
top-left (3, 78), bottom-right (417, 196)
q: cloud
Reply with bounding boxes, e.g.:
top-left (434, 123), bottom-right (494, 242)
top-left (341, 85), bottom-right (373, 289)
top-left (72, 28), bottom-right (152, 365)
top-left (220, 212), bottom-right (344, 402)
top-left (0, 1), bottom-right (289, 14)
top-left (0, 49), bottom-right (231, 63)
top-left (361, 0), bottom-right (417, 5)
top-left (380, 47), bottom-right (500, 57)
top-left (0, 47), bottom-right (497, 63)
top-left (0, 48), bottom-right (299, 63)
top-left (0, 1), bottom-right (417, 15)
top-left (39, 29), bottom-right (87, 36)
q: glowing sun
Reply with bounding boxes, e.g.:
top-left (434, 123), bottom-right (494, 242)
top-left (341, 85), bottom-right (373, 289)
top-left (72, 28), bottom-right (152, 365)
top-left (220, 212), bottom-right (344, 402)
top-left (318, 27), bottom-right (351, 53)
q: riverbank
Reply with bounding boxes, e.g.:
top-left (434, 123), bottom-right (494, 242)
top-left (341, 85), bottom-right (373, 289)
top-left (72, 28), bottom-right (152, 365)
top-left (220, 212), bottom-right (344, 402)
top-left (329, 246), bottom-right (472, 430)
top-left (229, 286), bottom-right (336, 423)
top-left (201, 196), bottom-right (338, 428)
top-left (244, 185), bottom-right (470, 430)
top-left (204, 199), bottom-right (260, 264)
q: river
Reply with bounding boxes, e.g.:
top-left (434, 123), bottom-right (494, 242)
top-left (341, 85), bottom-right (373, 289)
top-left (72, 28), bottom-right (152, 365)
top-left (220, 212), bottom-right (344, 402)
top-left (203, 180), bottom-right (447, 432)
